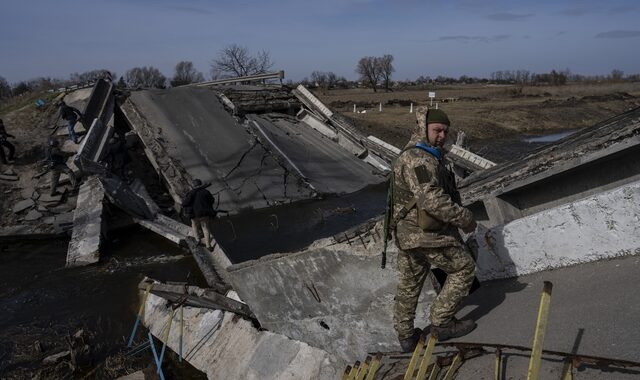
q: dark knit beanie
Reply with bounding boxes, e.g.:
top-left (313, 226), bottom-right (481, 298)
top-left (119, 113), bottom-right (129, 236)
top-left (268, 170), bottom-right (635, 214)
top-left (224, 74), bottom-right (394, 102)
top-left (426, 109), bottom-right (450, 126)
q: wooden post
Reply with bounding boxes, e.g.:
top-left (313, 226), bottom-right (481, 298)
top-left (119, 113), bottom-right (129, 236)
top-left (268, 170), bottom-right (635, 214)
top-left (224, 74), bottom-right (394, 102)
top-left (527, 281), bottom-right (553, 380)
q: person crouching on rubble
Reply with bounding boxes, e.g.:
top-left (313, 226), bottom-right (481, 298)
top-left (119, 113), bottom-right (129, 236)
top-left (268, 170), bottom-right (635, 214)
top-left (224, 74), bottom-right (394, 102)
top-left (57, 100), bottom-right (83, 144)
top-left (392, 106), bottom-right (478, 352)
top-left (182, 179), bottom-right (218, 249)
top-left (45, 137), bottom-right (77, 196)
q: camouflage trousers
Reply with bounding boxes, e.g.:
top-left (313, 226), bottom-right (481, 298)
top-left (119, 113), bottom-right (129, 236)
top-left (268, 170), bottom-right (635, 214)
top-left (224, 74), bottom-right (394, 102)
top-left (393, 245), bottom-right (475, 339)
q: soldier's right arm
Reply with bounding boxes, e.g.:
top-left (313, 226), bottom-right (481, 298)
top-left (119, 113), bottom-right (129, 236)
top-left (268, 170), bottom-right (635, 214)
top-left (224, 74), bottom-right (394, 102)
top-left (401, 154), bottom-right (474, 229)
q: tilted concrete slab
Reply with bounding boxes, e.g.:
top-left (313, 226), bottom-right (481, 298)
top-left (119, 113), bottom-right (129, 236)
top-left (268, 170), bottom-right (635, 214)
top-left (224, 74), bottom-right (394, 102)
top-left (227, 221), bottom-right (438, 363)
top-left (119, 87), bottom-right (318, 211)
top-left (461, 107), bottom-right (640, 227)
top-left (141, 290), bottom-right (341, 379)
top-left (248, 113), bottom-right (385, 195)
top-left (224, 179), bottom-right (640, 364)
top-left (474, 179), bottom-right (640, 281)
top-left (66, 176), bottom-right (105, 267)
top-left (74, 79), bottom-right (116, 175)
top-left (119, 86), bottom-right (386, 213)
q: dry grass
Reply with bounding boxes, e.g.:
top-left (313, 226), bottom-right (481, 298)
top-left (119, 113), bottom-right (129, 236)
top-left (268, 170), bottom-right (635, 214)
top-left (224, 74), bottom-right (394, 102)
top-left (315, 82), bottom-right (640, 149)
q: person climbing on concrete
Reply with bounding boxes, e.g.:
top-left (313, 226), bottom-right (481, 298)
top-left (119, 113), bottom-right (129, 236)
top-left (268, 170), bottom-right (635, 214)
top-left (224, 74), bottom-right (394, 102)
top-left (182, 179), bottom-right (218, 249)
top-left (45, 137), bottom-right (77, 196)
top-left (0, 118), bottom-right (16, 164)
top-left (391, 106), bottom-right (478, 352)
top-left (57, 100), bottom-right (83, 144)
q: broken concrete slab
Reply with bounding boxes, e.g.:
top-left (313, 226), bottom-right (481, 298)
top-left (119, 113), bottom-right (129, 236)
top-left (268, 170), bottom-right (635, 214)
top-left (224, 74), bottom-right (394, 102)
top-left (120, 86), bottom-right (386, 213)
top-left (247, 113), bottom-right (385, 195)
top-left (48, 204), bottom-right (74, 214)
top-left (0, 225), bottom-right (64, 241)
top-left (66, 176), bottom-right (105, 267)
top-left (115, 371), bottom-right (144, 380)
top-left (13, 199), bottom-right (35, 213)
top-left (128, 178), bottom-right (161, 216)
top-left (136, 217), bottom-right (187, 246)
top-left (227, 221), bottom-right (436, 363)
top-left (100, 176), bottom-right (154, 220)
top-left (474, 179), bottom-right (640, 281)
top-left (24, 210), bottom-right (43, 221)
top-left (461, 107), bottom-right (640, 227)
top-left (42, 350), bottom-right (70, 365)
top-left (184, 236), bottom-right (231, 288)
top-left (0, 173), bottom-right (19, 181)
top-left (38, 193), bottom-right (63, 203)
top-left (19, 188), bottom-right (30, 198)
top-left (141, 289), bottom-right (341, 379)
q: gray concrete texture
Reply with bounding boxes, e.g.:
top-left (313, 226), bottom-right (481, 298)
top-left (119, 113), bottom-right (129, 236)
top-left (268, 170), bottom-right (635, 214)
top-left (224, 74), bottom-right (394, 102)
top-left (142, 291), bottom-right (341, 380)
top-left (226, 179), bottom-right (640, 369)
top-left (474, 179), bottom-right (640, 281)
top-left (66, 176), bottom-right (105, 267)
top-left (461, 107), bottom-right (640, 227)
top-left (248, 113), bottom-right (385, 194)
top-left (122, 87), bottom-right (384, 212)
top-left (227, 222), bottom-right (438, 363)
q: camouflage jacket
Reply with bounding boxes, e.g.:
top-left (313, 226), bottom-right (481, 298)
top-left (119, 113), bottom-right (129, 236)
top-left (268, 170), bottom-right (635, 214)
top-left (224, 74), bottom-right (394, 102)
top-left (392, 143), bottom-right (474, 250)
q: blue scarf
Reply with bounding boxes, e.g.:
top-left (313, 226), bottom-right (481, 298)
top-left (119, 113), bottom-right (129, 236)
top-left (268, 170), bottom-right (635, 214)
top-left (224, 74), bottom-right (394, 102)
top-left (415, 142), bottom-right (442, 161)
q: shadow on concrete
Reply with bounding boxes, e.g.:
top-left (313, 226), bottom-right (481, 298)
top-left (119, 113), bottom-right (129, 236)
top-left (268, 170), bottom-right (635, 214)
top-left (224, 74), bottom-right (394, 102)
top-left (460, 276), bottom-right (528, 323)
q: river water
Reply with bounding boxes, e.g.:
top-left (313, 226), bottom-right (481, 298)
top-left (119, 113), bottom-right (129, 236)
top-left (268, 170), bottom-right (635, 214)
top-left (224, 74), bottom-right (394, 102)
top-left (469, 129), bottom-right (579, 164)
top-left (0, 227), bottom-right (207, 379)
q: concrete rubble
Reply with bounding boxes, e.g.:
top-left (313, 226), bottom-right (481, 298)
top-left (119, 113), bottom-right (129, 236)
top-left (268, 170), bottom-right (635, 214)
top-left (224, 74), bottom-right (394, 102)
top-left (4, 76), bottom-right (640, 379)
top-left (13, 198), bottom-right (35, 213)
top-left (66, 176), bottom-right (105, 267)
top-left (140, 281), bottom-right (341, 380)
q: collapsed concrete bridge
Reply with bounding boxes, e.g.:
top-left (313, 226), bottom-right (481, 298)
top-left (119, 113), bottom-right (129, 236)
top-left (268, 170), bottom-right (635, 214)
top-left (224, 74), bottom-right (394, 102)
top-left (34, 77), bottom-right (640, 379)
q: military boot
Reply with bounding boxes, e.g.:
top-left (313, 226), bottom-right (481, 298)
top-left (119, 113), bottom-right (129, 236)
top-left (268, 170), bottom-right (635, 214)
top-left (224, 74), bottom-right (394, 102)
top-left (398, 328), bottom-right (423, 353)
top-left (431, 318), bottom-right (476, 342)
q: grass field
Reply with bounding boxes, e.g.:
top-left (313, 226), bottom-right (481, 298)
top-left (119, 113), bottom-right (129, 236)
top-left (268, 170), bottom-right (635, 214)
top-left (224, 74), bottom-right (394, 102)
top-left (315, 82), bottom-right (640, 154)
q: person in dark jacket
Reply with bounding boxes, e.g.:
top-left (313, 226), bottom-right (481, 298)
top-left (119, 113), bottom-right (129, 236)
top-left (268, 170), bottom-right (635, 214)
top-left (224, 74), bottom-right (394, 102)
top-left (0, 119), bottom-right (16, 164)
top-left (57, 101), bottom-right (83, 144)
top-left (45, 137), bottom-right (77, 195)
top-left (104, 134), bottom-right (130, 179)
top-left (182, 179), bottom-right (217, 248)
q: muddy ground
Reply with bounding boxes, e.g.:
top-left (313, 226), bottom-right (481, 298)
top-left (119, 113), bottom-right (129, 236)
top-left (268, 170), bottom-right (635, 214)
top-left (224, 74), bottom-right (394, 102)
top-left (1, 82), bottom-right (639, 379)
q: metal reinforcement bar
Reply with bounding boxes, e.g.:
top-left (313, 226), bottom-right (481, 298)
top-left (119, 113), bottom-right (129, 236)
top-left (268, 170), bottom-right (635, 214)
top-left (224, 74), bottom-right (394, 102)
top-left (436, 342), bottom-right (640, 369)
top-left (191, 71), bottom-right (284, 87)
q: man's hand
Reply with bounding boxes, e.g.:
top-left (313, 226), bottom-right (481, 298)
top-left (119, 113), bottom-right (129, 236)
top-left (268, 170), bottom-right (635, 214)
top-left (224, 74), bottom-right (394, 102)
top-left (462, 220), bottom-right (477, 233)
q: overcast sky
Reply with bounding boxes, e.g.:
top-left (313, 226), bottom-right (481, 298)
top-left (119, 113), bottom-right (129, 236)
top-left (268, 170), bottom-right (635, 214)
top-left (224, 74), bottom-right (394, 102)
top-left (1, 0), bottom-right (639, 84)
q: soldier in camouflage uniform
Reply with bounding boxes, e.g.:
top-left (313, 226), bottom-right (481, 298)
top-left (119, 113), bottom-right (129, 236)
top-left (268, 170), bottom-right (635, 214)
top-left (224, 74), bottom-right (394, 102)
top-left (392, 106), bottom-right (477, 352)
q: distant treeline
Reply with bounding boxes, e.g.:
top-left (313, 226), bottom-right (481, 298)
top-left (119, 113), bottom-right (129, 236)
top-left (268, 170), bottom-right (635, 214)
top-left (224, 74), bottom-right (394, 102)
top-left (1, 66), bottom-right (638, 103)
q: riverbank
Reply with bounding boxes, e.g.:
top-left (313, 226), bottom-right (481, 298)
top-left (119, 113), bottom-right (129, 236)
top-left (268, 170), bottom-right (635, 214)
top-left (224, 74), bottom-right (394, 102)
top-left (0, 228), bottom-right (207, 379)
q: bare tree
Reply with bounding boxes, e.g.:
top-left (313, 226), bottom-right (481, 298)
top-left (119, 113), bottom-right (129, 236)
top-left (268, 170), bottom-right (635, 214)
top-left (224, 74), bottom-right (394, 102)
top-left (0, 76), bottom-right (13, 100)
top-left (610, 69), bottom-right (624, 82)
top-left (12, 81), bottom-right (31, 96)
top-left (70, 69), bottom-right (114, 84)
top-left (377, 54), bottom-right (395, 91)
top-left (211, 44), bottom-right (274, 79)
top-left (125, 66), bottom-right (167, 88)
top-left (310, 71), bottom-right (338, 94)
top-left (356, 56), bottom-right (380, 92)
top-left (171, 61), bottom-right (205, 87)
